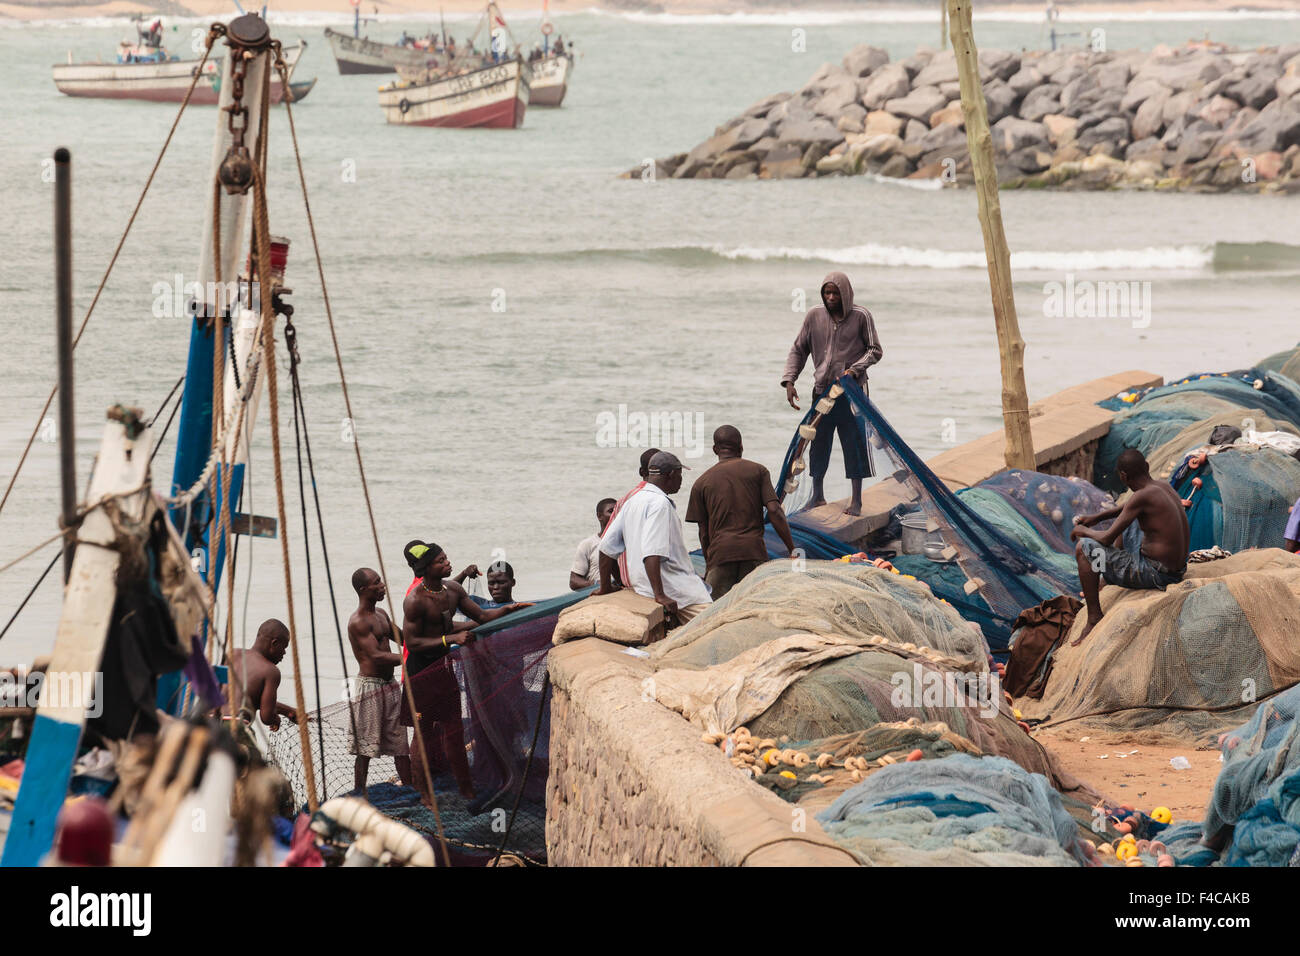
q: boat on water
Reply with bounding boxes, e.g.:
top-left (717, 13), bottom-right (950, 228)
top-left (52, 22), bottom-right (312, 104)
top-left (527, 51), bottom-right (572, 107)
top-left (382, 57), bottom-right (530, 129)
top-left (524, 5), bottom-right (573, 107)
top-left (325, 26), bottom-right (444, 75)
top-left (379, 3), bottom-right (530, 129)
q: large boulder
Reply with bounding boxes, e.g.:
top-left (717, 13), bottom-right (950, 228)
top-left (1124, 136), bottom-right (1164, 161)
top-left (1134, 51), bottom-right (1230, 92)
top-left (863, 109), bottom-right (905, 138)
top-left (900, 50), bottom-right (934, 79)
top-left (1019, 83), bottom-right (1063, 122)
top-left (1007, 66), bottom-right (1042, 98)
top-left (903, 118), bottom-right (929, 142)
top-left (1277, 74), bottom-right (1300, 102)
top-left (929, 101), bottom-right (964, 129)
top-left (860, 132), bottom-right (904, 162)
top-left (860, 62), bottom-right (911, 110)
top-left (984, 78), bottom-right (1018, 123)
top-left (1170, 120), bottom-right (1224, 165)
top-left (812, 78), bottom-right (860, 118)
top-left (843, 44), bottom-right (890, 78)
top-left (1120, 79), bottom-right (1168, 113)
top-left (1228, 105), bottom-right (1300, 154)
top-left (1197, 95), bottom-right (1240, 128)
top-left (993, 115), bottom-right (1050, 154)
top-left (1227, 67), bottom-right (1283, 110)
top-left (1132, 86), bottom-right (1173, 139)
top-left (758, 144), bottom-right (808, 179)
top-left (768, 97), bottom-right (814, 126)
top-left (980, 48), bottom-right (1021, 82)
top-left (1161, 90), bottom-right (1198, 126)
top-left (885, 85), bottom-right (948, 124)
top-left (776, 117), bottom-right (845, 150)
top-left (1076, 115), bottom-right (1131, 154)
top-left (801, 61), bottom-right (850, 95)
top-left (1059, 74), bottom-right (1099, 115)
top-left (916, 120), bottom-right (968, 157)
top-left (1092, 59), bottom-right (1131, 91)
top-left (1042, 113), bottom-right (1079, 145)
top-left (836, 103), bottom-right (867, 132)
top-left (913, 49), bottom-right (960, 87)
top-left (739, 91), bottom-right (792, 119)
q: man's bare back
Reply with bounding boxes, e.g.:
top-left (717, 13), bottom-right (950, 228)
top-left (1130, 481), bottom-right (1190, 573)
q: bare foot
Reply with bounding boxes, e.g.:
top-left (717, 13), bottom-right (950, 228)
top-left (1070, 616), bottom-right (1102, 646)
top-left (843, 503), bottom-right (862, 516)
top-left (807, 497), bottom-right (827, 509)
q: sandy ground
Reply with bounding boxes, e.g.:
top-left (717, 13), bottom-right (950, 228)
top-left (4, 0), bottom-right (1299, 23)
top-left (1035, 725), bottom-right (1220, 822)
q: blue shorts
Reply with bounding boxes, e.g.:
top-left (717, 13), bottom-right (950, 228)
top-left (1079, 537), bottom-right (1183, 591)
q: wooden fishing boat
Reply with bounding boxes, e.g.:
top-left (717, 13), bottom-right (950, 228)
top-left (324, 27), bottom-right (443, 75)
top-left (527, 52), bottom-right (571, 107)
top-left (381, 57), bottom-right (529, 129)
top-left (52, 41), bottom-right (309, 105)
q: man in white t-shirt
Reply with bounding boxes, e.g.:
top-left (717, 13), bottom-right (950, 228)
top-left (569, 497), bottom-right (617, 590)
top-left (597, 451), bottom-right (712, 626)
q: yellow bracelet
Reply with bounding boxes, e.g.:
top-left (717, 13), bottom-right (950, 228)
top-left (442, 635), bottom-right (448, 649)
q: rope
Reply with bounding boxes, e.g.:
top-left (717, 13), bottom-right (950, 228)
top-left (250, 133), bottom-right (318, 812)
top-left (735, 835), bottom-right (865, 867)
top-left (287, 336), bottom-right (360, 765)
top-left (288, 330), bottom-right (330, 801)
top-left (490, 672), bottom-right (550, 866)
top-left (0, 551), bottom-right (60, 643)
top-left (276, 54), bottom-right (448, 864)
top-left (0, 25), bottom-right (224, 526)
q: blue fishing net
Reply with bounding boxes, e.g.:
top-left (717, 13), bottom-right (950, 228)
top-left (816, 753), bottom-right (1090, 866)
top-left (1171, 447), bottom-right (1300, 553)
top-left (1204, 683), bottom-right (1300, 866)
top-left (1097, 369), bottom-right (1300, 492)
top-left (771, 377), bottom-right (1079, 651)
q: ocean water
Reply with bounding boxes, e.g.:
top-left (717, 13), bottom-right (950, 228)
top-left (2, 9), bottom-right (1299, 703)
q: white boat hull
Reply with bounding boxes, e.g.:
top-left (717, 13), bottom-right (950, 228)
top-left (528, 53), bottom-right (571, 107)
top-left (379, 59), bottom-right (529, 129)
top-left (52, 43), bottom-right (304, 104)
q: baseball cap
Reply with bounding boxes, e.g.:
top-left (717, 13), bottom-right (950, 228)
top-left (646, 451), bottom-right (690, 475)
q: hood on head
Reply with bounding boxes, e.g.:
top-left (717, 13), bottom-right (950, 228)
top-left (821, 271), bottom-right (855, 319)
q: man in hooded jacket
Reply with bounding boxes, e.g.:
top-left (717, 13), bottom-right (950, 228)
top-left (780, 272), bottom-right (882, 516)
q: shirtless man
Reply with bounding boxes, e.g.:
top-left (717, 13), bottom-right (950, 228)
top-left (228, 619), bottom-right (298, 731)
top-left (346, 568), bottom-right (412, 795)
top-left (400, 541), bottom-right (523, 799)
top-left (1070, 448), bottom-right (1190, 644)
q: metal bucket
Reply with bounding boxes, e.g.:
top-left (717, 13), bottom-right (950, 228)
top-left (900, 512), bottom-right (929, 554)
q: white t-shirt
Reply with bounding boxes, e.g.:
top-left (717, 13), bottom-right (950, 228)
top-left (599, 483), bottom-right (712, 608)
top-left (571, 533), bottom-right (601, 585)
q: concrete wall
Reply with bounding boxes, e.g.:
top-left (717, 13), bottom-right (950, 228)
top-left (546, 639), bottom-right (858, 867)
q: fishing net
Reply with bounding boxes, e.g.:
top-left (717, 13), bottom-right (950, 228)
top-left (1258, 343), bottom-right (1300, 387)
top-left (651, 560), bottom-right (988, 670)
top-left (1014, 550), bottom-right (1300, 740)
top-left (1202, 683), bottom-right (1300, 865)
top-left (265, 592), bottom-right (582, 864)
top-left (815, 754), bottom-right (1091, 867)
top-left (1171, 447), bottom-right (1300, 554)
top-left (1097, 369), bottom-right (1300, 492)
top-left (773, 377), bottom-right (1076, 651)
top-left (649, 561), bottom-right (1072, 784)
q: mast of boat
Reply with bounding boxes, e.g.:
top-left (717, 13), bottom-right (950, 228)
top-left (162, 15), bottom-right (278, 712)
top-left (54, 149), bottom-right (77, 583)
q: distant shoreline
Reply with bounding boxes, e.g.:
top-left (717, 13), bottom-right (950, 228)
top-left (4, 0), bottom-right (1299, 25)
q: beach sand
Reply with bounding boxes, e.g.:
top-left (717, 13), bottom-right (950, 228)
top-left (1036, 726), bottom-right (1220, 823)
top-left (4, 0), bottom-right (1298, 23)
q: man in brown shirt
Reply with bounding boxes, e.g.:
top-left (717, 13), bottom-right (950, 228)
top-left (780, 271), bottom-right (883, 516)
top-left (686, 425), bottom-right (797, 599)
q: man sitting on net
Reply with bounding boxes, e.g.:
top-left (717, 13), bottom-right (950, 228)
top-left (1069, 448), bottom-right (1189, 644)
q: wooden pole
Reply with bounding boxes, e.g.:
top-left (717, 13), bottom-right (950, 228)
top-left (940, 0), bottom-right (948, 49)
top-left (947, 0), bottom-right (1035, 471)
